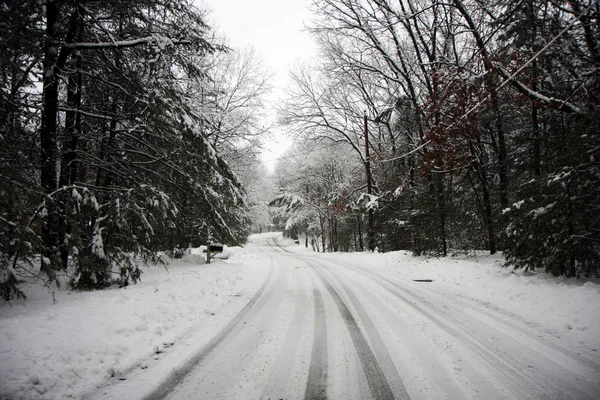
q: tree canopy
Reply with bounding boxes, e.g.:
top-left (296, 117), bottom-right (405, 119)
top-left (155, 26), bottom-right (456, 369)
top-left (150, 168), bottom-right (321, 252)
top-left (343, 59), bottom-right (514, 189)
top-left (275, 0), bottom-right (600, 277)
top-left (0, 0), bottom-right (270, 299)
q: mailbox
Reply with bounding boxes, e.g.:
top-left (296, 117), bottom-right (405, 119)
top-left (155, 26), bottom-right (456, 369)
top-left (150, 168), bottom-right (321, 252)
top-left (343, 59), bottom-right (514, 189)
top-left (209, 243), bottom-right (223, 253)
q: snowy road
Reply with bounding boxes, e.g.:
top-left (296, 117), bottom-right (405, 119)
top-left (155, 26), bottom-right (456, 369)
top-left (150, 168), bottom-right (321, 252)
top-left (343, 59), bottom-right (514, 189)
top-left (109, 237), bottom-right (600, 399)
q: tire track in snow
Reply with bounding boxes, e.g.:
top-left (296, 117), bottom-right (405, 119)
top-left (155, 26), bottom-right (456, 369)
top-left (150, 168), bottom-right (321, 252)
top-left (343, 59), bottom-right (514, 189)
top-left (373, 264), bottom-right (600, 374)
top-left (316, 263), bottom-right (410, 400)
top-left (268, 237), bottom-right (410, 399)
top-left (265, 238), bottom-right (329, 399)
top-left (259, 265), bottom-right (314, 400)
top-left (262, 238), bottom-right (600, 399)
top-left (304, 272), bottom-right (328, 400)
top-left (310, 264), bottom-right (397, 400)
top-left (366, 265), bottom-right (600, 372)
top-left (141, 261), bottom-right (275, 400)
top-left (326, 259), bottom-right (600, 399)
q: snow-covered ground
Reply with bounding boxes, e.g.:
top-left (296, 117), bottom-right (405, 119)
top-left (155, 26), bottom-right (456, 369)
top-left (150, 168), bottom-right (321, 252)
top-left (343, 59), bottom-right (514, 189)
top-left (0, 247), bottom-right (270, 400)
top-left (298, 240), bottom-right (600, 355)
top-left (1, 232), bottom-right (598, 399)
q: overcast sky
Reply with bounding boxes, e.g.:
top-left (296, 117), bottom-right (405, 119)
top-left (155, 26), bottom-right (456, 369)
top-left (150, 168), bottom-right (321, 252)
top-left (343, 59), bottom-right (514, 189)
top-left (200, 0), bottom-right (318, 171)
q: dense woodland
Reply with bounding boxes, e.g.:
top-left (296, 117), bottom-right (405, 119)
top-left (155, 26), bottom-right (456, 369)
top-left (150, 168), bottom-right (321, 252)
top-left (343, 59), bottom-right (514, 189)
top-left (271, 0), bottom-right (600, 278)
top-left (1, 1), bottom-right (599, 300)
top-left (0, 0), bottom-right (270, 299)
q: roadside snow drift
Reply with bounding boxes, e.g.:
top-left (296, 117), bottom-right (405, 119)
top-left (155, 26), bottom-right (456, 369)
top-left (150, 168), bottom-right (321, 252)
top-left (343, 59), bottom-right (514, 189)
top-left (0, 247), bottom-right (269, 400)
top-left (1, 233), bottom-right (598, 400)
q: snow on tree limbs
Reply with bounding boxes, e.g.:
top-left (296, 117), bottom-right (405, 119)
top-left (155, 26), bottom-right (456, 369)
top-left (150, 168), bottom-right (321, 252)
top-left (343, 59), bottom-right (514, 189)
top-left (0, 0), bottom-right (252, 298)
top-left (277, 0), bottom-right (599, 272)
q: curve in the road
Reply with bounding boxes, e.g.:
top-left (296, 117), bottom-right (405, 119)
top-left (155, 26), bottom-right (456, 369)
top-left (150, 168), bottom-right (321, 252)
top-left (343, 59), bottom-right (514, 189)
top-left (268, 237), bottom-right (411, 400)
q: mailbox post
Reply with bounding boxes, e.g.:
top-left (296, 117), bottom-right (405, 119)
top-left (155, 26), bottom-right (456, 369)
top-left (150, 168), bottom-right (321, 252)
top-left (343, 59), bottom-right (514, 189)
top-left (206, 241), bottom-right (212, 264)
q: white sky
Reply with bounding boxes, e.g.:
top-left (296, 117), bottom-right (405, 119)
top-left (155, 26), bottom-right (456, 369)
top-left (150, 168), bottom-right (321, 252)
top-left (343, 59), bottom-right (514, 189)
top-left (200, 0), bottom-right (318, 171)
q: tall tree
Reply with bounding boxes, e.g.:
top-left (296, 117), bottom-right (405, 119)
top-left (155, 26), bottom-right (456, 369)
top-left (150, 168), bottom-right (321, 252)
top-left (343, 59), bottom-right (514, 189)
top-left (1, 0), bottom-right (267, 297)
top-left (276, 0), bottom-right (600, 274)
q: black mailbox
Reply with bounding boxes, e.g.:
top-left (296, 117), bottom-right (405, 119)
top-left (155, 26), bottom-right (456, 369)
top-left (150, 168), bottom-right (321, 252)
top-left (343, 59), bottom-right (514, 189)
top-left (209, 243), bottom-right (223, 253)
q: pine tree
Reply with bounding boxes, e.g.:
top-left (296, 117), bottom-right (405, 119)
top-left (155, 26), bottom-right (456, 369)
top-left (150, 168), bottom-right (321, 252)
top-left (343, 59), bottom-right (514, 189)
top-left (1, 0), bottom-right (257, 296)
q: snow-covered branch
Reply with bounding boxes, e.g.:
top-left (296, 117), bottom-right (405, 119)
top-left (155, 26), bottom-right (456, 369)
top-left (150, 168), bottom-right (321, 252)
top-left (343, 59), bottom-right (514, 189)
top-left (68, 36), bottom-right (191, 49)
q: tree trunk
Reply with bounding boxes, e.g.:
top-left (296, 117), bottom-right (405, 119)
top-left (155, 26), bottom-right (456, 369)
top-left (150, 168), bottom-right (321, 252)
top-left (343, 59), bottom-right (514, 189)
top-left (320, 216), bottom-right (326, 252)
top-left (469, 142), bottom-right (497, 254)
top-left (434, 174), bottom-right (448, 257)
top-left (496, 116), bottom-right (509, 210)
top-left (95, 18), bottom-right (122, 191)
top-left (40, 1), bottom-right (61, 277)
top-left (40, 3), bottom-right (81, 275)
top-left (363, 113), bottom-right (375, 252)
top-left (58, 29), bottom-right (83, 269)
top-left (357, 214), bottom-right (364, 251)
top-left (95, 96), bottom-right (119, 188)
top-left (531, 102), bottom-right (541, 176)
top-left (305, 185), bottom-right (309, 248)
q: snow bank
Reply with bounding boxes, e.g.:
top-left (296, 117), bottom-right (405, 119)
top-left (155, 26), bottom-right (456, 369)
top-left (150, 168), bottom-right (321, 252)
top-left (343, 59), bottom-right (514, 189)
top-left (2, 233), bottom-right (598, 399)
top-left (295, 242), bottom-right (600, 356)
top-left (0, 247), bottom-right (269, 400)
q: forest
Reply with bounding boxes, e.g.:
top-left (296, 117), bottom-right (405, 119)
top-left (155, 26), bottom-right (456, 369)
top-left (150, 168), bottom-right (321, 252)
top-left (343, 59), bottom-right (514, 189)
top-left (1, 0), bottom-right (599, 301)
top-left (0, 0), bottom-right (270, 299)
top-left (270, 0), bottom-right (600, 278)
